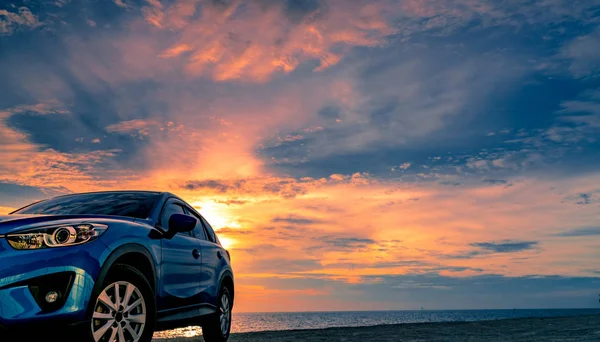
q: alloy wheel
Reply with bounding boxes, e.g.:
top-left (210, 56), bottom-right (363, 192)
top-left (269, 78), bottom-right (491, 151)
top-left (91, 281), bottom-right (147, 342)
top-left (219, 293), bottom-right (231, 336)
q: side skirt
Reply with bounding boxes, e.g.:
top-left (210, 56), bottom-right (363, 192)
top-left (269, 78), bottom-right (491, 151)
top-left (155, 304), bottom-right (218, 331)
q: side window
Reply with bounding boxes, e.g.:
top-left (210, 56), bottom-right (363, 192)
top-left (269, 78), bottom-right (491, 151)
top-left (160, 202), bottom-right (189, 236)
top-left (185, 208), bottom-right (208, 240)
top-left (201, 217), bottom-right (217, 243)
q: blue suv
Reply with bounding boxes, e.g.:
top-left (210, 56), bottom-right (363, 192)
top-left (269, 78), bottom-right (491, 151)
top-left (0, 191), bottom-right (234, 342)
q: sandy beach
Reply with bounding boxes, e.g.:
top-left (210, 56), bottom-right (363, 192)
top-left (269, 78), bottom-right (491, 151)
top-left (154, 314), bottom-right (600, 342)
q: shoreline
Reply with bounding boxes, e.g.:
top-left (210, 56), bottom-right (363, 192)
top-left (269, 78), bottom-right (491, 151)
top-left (154, 314), bottom-right (600, 341)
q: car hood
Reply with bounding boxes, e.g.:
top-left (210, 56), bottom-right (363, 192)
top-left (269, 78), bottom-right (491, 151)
top-left (0, 214), bottom-right (135, 235)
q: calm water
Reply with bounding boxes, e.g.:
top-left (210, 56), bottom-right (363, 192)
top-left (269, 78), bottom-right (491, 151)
top-left (153, 308), bottom-right (600, 338)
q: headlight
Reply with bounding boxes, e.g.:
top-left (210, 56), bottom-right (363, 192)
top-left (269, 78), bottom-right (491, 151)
top-left (6, 223), bottom-right (108, 250)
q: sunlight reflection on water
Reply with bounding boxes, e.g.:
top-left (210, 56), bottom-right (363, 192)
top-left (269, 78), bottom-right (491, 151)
top-left (154, 325), bottom-right (203, 339)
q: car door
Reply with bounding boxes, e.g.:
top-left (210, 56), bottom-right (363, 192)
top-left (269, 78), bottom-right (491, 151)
top-left (198, 215), bottom-right (225, 304)
top-left (157, 199), bottom-right (203, 312)
top-left (184, 208), bottom-right (224, 305)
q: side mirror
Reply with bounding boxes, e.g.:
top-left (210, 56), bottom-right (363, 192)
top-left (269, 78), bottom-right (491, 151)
top-left (164, 213), bottom-right (196, 239)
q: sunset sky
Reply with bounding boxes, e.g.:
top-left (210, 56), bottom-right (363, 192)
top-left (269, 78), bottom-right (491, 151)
top-left (1, 0), bottom-right (600, 312)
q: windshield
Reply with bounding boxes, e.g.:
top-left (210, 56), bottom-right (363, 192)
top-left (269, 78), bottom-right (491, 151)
top-left (12, 192), bottom-right (161, 219)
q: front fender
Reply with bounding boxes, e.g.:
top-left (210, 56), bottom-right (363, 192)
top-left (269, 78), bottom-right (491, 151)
top-left (85, 243), bottom-right (158, 319)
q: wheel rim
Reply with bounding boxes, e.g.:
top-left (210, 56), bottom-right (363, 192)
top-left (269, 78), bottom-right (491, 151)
top-left (91, 281), bottom-right (147, 342)
top-left (219, 293), bottom-right (231, 336)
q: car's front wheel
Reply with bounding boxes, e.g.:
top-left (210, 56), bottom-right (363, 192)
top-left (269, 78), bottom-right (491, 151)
top-left (89, 264), bottom-right (156, 342)
top-left (202, 286), bottom-right (232, 342)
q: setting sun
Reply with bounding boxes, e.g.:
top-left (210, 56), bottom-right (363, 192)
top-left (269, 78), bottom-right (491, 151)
top-left (216, 236), bottom-right (237, 250)
top-left (190, 200), bottom-right (242, 229)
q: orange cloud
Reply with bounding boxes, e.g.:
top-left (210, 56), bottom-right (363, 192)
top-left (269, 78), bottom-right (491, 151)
top-left (146, 0), bottom-right (398, 82)
top-left (105, 119), bottom-right (164, 136)
top-left (158, 43), bottom-right (194, 58)
top-left (113, 0), bottom-right (129, 9)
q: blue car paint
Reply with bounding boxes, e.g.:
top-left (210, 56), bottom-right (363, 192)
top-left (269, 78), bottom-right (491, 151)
top-left (159, 232), bottom-right (204, 310)
top-left (197, 239), bottom-right (224, 305)
top-left (0, 192), bottom-right (234, 332)
top-left (0, 231), bottom-right (109, 325)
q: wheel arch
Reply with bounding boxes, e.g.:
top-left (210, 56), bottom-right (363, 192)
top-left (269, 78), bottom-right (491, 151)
top-left (219, 271), bottom-right (235, 308)
top-left (86, 243), bottom-right (157, 318)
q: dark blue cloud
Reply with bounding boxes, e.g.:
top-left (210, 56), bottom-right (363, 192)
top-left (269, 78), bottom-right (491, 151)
top-left (4, 105), bottom-right (152, 172)
top-left (441, 240), bottom-right (540, 259)
top-left (182, 179), bottom-right (237, 193)
top-left (320, 236), bottom-right (375, 249)
top-left (470, 241), bottom-right (538, 253)
top-left (215, 199), bottom-right (249, 206)
top-left (482, 179), bottom-right (509, 185)
top-left (7, 109), bottom-right (128, 151)
top-left (554, 227), bottom-right (600, 237)
top-left (576, 193), bottom-right (592, 205)
top-left (272, 215), bottom-right (326, 225)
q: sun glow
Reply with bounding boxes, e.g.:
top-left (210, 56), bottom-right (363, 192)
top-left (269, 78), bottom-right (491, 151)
top-left (216, 235), bottom-right (237, 250)
top-left (190, 199), bottom-right (242, 249)
top-left (0, 207), bottom-right (14, 215)
top-left (191, 200), bottom-right (241, 229)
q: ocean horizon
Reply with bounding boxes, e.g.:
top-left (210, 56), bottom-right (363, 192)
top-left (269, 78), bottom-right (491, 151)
top-left (230, 307), bottom-right (600, 314)
top-left (153, 308), bottom-right (600, 338)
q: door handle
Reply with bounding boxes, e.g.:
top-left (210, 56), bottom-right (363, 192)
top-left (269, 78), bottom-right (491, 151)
top-left (217, 251), bottom-right (222, 259)
top-left (192, 249), bottom-right (200, 259)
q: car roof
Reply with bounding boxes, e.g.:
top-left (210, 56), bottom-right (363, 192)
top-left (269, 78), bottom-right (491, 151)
top-left (48, 190), bottom-right (165, 199)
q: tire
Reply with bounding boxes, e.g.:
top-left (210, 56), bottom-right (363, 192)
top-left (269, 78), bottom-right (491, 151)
top-left (85, 263), bottom-right (157, 342)
top-left (201, 286), bottom-right (232, 342)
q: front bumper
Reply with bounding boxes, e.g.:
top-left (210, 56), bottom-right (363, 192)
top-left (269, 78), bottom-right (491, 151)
top-left (0, 237), bottom-right (110, 328)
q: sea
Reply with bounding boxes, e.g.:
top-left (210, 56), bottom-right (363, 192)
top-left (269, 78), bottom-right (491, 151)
top-left (153, 308), bottom-right (600, 338)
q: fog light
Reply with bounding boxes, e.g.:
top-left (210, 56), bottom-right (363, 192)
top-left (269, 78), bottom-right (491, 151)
top-left (45, 291), bottom-right (59, 303)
